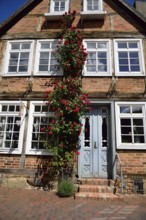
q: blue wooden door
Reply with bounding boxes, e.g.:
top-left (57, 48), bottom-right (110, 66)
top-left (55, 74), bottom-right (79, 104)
top-left (79, 107), bottom-right (109, 178)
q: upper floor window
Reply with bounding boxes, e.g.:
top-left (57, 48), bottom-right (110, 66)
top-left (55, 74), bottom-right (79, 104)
top-left (83, 40), bottom-right (111, 76)
top-left (4, 41), bottom-right (34, 76)
top-left (114, 39), bottom-right (145, 76)
top-left (115, 102), bottom-right (146, 150)
top-left (26, 101), bottom-right (54, 155)
top-left (0, 101), bottom-right (26, 154)
top-left (50, 0), bottom-right (69, 13)
top-left (34, 40), bottom-right (61, 75)
top-left (83, 0), bottom-right (103, 12)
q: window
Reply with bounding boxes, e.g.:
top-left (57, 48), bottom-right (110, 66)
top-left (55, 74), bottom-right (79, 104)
top-left (50, 0), bottom-right (69, 12)
top-left (83, 0), bottom-right (102, 11)
top-left (115, 102), bottom-right (146, 149)
top-left (85, 0), bottom-right (100, 11)
top-left (81, 0), bottom-right (106, 20)
top-left (83, 40), bottom-right (111, 76)
top-left (35, 40), bottom-right (61, 75)
top-left (26, 101), bottom-right (54, 155)
top-left (4, 41), bottom-right (34, 76)
top-left (45, 0), bottom-right (69, 20)
top-left (0, 101), bottom-right (26, 154)
top-left (114, 39), bottom-right (145, 76)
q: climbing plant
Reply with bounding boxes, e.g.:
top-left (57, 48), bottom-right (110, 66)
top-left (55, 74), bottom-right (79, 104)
top-left (45, 11), bottom-right (89, 170)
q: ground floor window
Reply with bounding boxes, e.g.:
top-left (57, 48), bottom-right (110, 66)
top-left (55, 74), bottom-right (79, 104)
top-left (115, 102), bottom-right (146, 149)
top-left (26, 101), bottom-right (54, 155)
top-left (0, 101), bottom-right (26, 154)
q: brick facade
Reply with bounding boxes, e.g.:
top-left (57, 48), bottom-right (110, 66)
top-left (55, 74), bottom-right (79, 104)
top-left (0, 0), bottom-right (146, 187)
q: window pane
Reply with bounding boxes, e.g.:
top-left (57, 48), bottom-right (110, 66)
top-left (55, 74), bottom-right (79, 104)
top-left (119, 66), bottom-right (129, 72)
top-left (34, 106), bottom-right (41, 112)
top-left (39, 66), bottom-right (48, 71)
top-left (8, 66), bottom-right (17, 72)
top-left (87, 43), bottom-right (96, 49)
top-left (21, 43), bottom-right (31, 49)
top-left (131, 66), bottom-right (140, 71)
top-left (121, 118), bottom-right (131, 126)
top-left (120, 106), bottom-right (130, 113)
top-left (133, 118), bottom-right (143, 126)
top-left (19, 59), bottom-right (29, 66)
top-left (129, 42), bottom-right (138, 48)
top-left (60, 2), bottom-right (65, 11)
top-left (130, 59), bottom-right (139, 65)
top-left (118, 43), bottom-right (127, 49)
top-left (41, 43), bottom-right (51, 49)
top-left (98, 42), bottom-right (107, 49)
top-left (84, 116), bottom-right (90, 147)
top-left (9, 106), bottom-right (15, 112)
top-left (118, 52), bottom-right (128, 58)
top-left (119, 59), bottom-right (128, 65)
top-left (121, 135), bottom-right (132, 143)
top-left (11, 44), bottom-right (20, 50)
top-left (98, 52), bottom-right (106, 58)
top-left (42, 105), bottom-right (48, 112)
top-left (40, 52), bottom-right (49, 59)
top-left (134, 136), bottom-right (144, 143)
top-left (19, 66), bottom-right (28, 72)
top-left (121, 126), bottom-right (131, 134)
top-left (2, 106), bottom-right (8, 112)
top-left (132, 106), bottom-right (142, 114)
top-left (134, 127), bottom-right (144, 134)
top-left (20, 52), bottom-right (29, 59)
top-left (10, 53), bottom-right (19, 59)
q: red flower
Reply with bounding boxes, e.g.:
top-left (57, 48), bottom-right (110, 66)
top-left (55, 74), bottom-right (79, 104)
top-left (75, 150), bottom-right (80, 155)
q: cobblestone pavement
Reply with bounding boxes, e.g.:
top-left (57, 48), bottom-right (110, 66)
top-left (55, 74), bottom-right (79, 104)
top-left (0, 187), bottom-right (146, 220)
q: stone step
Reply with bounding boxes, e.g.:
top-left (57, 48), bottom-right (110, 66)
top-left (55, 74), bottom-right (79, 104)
top-left (80, 178), bottom-right (109, 186)
top-left (75, 192), bottom-right (123, 201)
top-left (79, 184), bottom-right (113, 193)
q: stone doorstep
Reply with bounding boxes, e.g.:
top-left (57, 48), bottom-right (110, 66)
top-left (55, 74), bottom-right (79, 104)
top-left (80, 178), bottom-right (109, 186)
top-left (79, 185), bottom-right (113, 193)
top-left (75, 192), bottom-right (124, 201)
top-left (75, 178), bottom-right (124, 200)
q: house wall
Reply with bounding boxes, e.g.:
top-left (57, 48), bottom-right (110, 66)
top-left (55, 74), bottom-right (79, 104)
top-left (0, 0), bottom-right (146, 183)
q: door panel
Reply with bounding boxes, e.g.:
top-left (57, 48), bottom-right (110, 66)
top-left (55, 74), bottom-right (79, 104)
top-left (79, 106), bottom-right (109, 178)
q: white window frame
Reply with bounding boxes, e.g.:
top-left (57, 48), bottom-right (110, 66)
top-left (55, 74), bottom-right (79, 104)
top-left (0, 101), bottom-right (26, 154)
top-left (26, 101), bottom-right (54, 155)
top-left (114, 39), bottom-right (145, 76)
top-left (3, 40), bottom-right (34, 76)
top-left (115, 102), bottom-right (146, 150)
top-left (83, 0), bottom-right (103, 12)
top-left (83, 39), bottom-right (112, 76)
top-left (50, 0), bottom-right (69, 13)
top-left (34, 39), bottom-right (62, 76)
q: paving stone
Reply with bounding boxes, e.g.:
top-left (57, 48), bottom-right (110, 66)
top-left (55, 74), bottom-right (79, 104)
top-left (0, 187), bottom-right (146, 220)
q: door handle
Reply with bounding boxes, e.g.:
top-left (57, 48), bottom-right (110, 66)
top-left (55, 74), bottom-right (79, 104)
top-left (94, 141), bottom-right (97, 149)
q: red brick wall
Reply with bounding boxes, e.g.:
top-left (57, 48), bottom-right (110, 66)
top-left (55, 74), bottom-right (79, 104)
top-left (0, 155), bottom-right (20, 169)
top-left (117, 151), bottom-right (146, 176)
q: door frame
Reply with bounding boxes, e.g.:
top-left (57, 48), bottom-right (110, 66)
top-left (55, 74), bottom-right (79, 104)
top-left (78, 101), bottom-right (116, 179)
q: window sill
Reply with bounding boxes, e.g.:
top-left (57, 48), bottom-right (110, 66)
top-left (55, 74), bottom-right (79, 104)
top-left (3, 73), bottom-right (31, 77)
top-left (81, 11), bottom-right (106, 20)
top-left (34, 72), bottom-right (63, 76)
top-left (115, 73), bottom-right (145, 77)
top-left (0, 149), bottom-right (22, 154)
top-left (25, 149), bottom-right (54, 156)
top-left (117, 145), bottom-right (146, 150)
top-left (44, 12), bottom-right (67, 21)
top-left (83, 72), bottom-right (112, 77)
